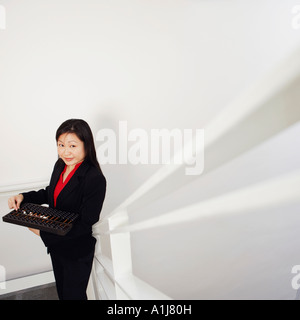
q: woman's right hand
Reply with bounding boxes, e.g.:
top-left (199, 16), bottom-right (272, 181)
top-left (8, 194), bottom-right (24, 211)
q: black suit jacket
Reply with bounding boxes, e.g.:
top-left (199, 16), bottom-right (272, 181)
top-left (22, 159), bottom-right (106, 258)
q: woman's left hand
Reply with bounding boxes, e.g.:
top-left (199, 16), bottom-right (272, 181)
top-left (28, 228), bottom-right (40, 236)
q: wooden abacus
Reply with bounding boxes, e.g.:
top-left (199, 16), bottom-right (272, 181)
top-left (2, 203), bottom-right (79, 236)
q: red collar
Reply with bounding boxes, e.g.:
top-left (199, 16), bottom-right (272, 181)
top-left (53, 161), bottom-right (83, 207)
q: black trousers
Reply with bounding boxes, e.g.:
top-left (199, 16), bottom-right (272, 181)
top-left (50, 249), bottom-right (94, 300)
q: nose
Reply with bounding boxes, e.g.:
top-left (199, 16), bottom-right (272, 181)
top-left (63, 147), bottom-right (72, 156)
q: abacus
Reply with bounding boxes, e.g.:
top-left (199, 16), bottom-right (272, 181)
top-left (2, 203), bottom-right (79, 236)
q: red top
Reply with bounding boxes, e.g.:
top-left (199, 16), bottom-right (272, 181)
top-left (53, 161), bottom-right (83, 207)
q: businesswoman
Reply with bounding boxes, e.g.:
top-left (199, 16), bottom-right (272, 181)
top-left (8, 119), bottom-right (107, 300)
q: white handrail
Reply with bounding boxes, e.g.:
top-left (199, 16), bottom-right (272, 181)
top-left (99, 46), bottom-right (300, 222)
top-left (90, 47), bottom-right (300, 300)
top-left (109, 169), bottom-right (300, 234)
top-left (0, 180), bottom-right (48, 197)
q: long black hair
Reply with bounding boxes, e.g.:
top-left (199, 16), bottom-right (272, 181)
top-left (56, 119), bottom-right (102, 172)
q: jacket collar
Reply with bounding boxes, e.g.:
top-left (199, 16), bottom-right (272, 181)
top-left (49, 159), bottom-right (90, 207)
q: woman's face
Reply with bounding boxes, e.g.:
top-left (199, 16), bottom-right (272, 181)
top-left (57, 133), bottom-right (86, 167)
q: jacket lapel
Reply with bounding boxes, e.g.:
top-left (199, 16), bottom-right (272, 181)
top-left (54, 160), bottom-right (90, 207)
top-left (48, 159), bottom-right (65, 208)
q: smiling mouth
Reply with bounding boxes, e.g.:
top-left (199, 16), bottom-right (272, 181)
top-left (65, 158), bottom-right (74, 162)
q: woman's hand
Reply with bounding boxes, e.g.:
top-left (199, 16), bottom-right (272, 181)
top-left (8, 194), bottom-right (24, 211)
top-left (28, 228), bottom-right (40, 236)
top-left (8, 195), bottom-right (40, 236)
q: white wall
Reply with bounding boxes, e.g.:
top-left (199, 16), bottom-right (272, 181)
top-left (130, 122), bottom-right (300, 299)
top-left (0, 0), bottom-right (300, 297)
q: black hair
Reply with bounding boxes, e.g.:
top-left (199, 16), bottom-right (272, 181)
top-left (56, 119), bottom-right (102, 172)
